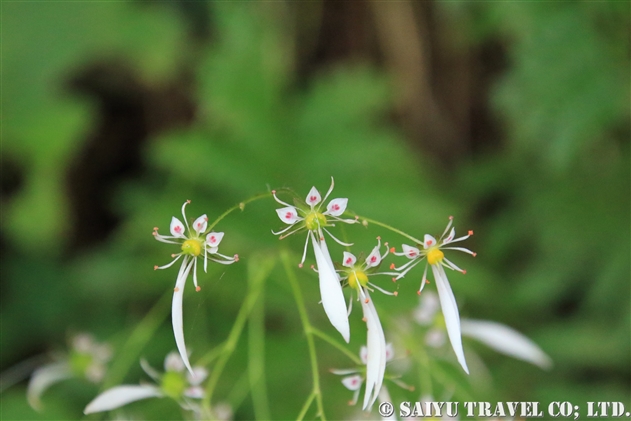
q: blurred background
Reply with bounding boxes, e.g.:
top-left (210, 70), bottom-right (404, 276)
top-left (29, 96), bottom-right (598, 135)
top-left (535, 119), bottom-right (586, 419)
top-left (1, 2), bottom-right (629, 420)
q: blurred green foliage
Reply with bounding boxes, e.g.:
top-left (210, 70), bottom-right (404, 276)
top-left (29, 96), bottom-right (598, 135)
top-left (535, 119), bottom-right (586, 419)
top-left (2, 2), bottom-right (629, 420)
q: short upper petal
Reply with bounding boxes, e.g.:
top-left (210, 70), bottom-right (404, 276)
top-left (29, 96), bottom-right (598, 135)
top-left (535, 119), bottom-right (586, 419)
top-left (326, 198), bottom-right (348, 216)
top-left (423, 234), bottom-right (437, 249)
top-left (341, 374), bottom-right (364, 391)
top-left (305, 187), bottom-right (321, 208)
top-left (342, 252), bottom-right (357, 268)
top-left (275, 206), bottom-right (300, 225)
top-left (84, 385), bottom-right (162, 414)
top-left (365, 245), bottom-right (381, 268)
top-left (206, 232), bottom-right (224, 248)
top-left (170, 217), bottom-right (186, 238)
top-left (385, 343), bottom-right (395, 362)
top-left (359, 345), bottom-right (368, 365)
top-left (402, 244), bottom-right (421, 259)
top-left (192, 214), bottom-right (208, 235)
top-left (460, 319), bottom-right (552, 369)
top-left (187, 367), bottom-right (209, 385)
top-left (164, 352), bottom-right (185, 372)
top-left (442, 227), bottom-right (456, 245)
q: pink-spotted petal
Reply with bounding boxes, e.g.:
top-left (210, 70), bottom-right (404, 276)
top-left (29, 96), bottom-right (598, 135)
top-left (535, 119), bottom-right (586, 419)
top-left (442, 227), bottom-right (456, 244)
top-left (275, 206), bottom-right (300, 225)
top-left (84, 385), bottom-right (163, 414)
top-left (423, 234), bottom-right (437, 249)
top-left (385, 343), bottom-right (394, 362)
top-left (170, 217), bottom-right (186, 238)
top-left (360, 345), bottom-right (368, 365)
top-left (192, 214), bottom-right (208, 234)
top-left (305, 187), bottom-right (321, 208)
top-left (341, 374), bottom-right (364, 391)
top-left (206, 232), bottom-right (224, 248)
top-left (342, 252), bottom-right (357, 268)
top-left (402, 244), bottom-right (421, 259)
top-left (365, 245), bottom-right (381, 268)
top-left (326, 198), bottom-right (348, 216)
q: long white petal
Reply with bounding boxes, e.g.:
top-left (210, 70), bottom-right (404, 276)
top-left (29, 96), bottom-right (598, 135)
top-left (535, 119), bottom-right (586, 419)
top-left (27, 362), bottom-right (72, 410)
top-left (311, 235), bottom-right (350, 343)
top-left (460, 319), bottom-right (552, 369)
top-left (172, 258), bottom-right (195, 374)
top-left (84, 385), bottom-right (162, 414)
top-left (361, 290), bottom-right (386, 410)
top-left (432, 265), bottom-right (469, 374)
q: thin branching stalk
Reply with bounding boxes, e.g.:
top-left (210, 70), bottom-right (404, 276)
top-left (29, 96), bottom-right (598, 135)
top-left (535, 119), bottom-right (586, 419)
top-left (350, 214), bottom-right (423, 244)
top-left (281, 250), bottom-right (327, 421)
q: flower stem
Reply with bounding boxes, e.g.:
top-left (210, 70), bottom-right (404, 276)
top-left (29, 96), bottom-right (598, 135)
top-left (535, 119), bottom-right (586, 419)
top-left (309, 327), bottom-right (361, 365)
top-left (281, 250), bottom-right (326, 421)
top-left (202, 254), bottom-right (275, 412)
top-left (350, 214), bottom-right (423, 244)
top-left (207, 191), bottom-right (273, 231)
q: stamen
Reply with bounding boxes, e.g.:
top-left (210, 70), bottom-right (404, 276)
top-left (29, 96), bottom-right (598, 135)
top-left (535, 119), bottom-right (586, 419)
top-left (323, 228), bottom-right (353, 247)
top-left (196, 286), bottom-right (201, 292)
top-left (271, 190), bottom-right (295, 208)
top-left (299, 232), bottom-right (311, 267)
top-left (154, 265), bottom-right (158, 270)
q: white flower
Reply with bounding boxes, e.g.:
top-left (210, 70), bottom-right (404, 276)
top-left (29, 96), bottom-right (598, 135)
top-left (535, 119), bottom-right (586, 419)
top-left (153, 201), bottom-right (238, 373)
top-left (84, 352), bottom-right (209, 415)
top-left (332, 343), bottom-right (395, 408)
top-left (392, 217), bottom-right (475, 374)
top-left (336, 239), bottom-right (401, 410)
top-left (27, 333), bottom-right (111, 411)
top-left (414, 291), bottom-right (552, 369)
top-left (272, 178), bottom-right (357, 342)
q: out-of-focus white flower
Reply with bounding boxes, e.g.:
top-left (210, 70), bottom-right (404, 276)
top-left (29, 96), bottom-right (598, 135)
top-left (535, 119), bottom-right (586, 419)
top-left (84, 352), bottom-right (208, 415)
top-left (332, 343), bottom-right (395, 409)
top-left (414, 291), bottom-right (552, 370)
top-left (392, 217), bottom-right (475, 374)
top-left (272, 178), bottom-right (357, 343)
top-left (27, 333), bottom-right (112, 411)
top-left (153, 201), bottom-right (238, 373)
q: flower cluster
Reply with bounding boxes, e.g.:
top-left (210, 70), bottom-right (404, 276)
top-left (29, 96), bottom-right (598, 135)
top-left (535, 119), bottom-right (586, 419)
top-left (153, 201), bottom-right (238, 373)
top-left (84, 352), bottom-right (212, 416)
top-left (28, 333), bottom-right (112, 411)
top-left (391, 216), bottom-right (476, 374)
top-left (272, 177), bottom-right (357, 343)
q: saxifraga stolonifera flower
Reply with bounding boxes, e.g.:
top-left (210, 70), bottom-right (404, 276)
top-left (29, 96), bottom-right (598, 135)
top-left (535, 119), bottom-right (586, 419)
top-left (153, 201), bottom-right (238, 373)
top-left (391, 216), bottom-right (475, 374)
top-left (272, 177), bottom-right (357, 343)
top-left (335, 238), bottom-right (401, 409)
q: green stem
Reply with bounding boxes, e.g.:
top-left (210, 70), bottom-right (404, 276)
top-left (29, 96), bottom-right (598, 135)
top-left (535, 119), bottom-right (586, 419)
top-left (207, 191), bottom-right (273, 232)
top-left (309, 327), bottom-right (361, 365)
top-left (296, 392), bottom-right (317, 421)
top-left (249, 268), bottom-right (270, 420)
top-left (350, 214), bottom-right (423, 245)
top-left (281, 250), bottom-right (326, 421)
top-left (202, 254), bottom-right (275, 414)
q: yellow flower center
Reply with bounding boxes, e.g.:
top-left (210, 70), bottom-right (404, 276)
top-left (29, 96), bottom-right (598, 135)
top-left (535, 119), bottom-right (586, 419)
top-left (305, 212), bottom-right (327, 231)
top-left (426, 247), bottom-right (444, 265)
top-left (181, 239), bottom-right (202, 256)
top-left (348, 270), bottom-right (368, 290)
